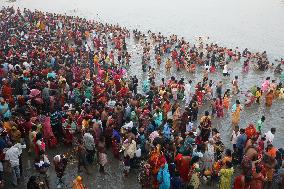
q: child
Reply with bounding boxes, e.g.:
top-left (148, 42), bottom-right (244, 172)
top-left (255, 87), bottom-right (262, 104)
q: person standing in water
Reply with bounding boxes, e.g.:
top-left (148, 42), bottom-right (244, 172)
top-left (184, 80), bottom-right (192, 106)
top-left (256, 116), bottom-right (265, 134)
top-left (261, 77), bottom-right (270, 93)
top-left (265, 90), bottom-right (274, 107)
top-left (232, 76), bottom-right (239, 95)
top-left (231, 100), bottom-right (242, 128)
top-left (223, 62), bottom-right (230, 77)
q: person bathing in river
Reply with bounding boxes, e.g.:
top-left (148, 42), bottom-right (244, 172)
top-left (265, 90), bottom-right (274, 107)
top-left (232, 76), bottom-right (240, 95)
top-left (243, 59), bottom-right (249, 73)
top-left (261, 77), bottom-right (271, 93)
top-left (274, 63), bottom-right (283, 74)
top-left (165, 58), bottom-right (172, 72)
top-left (231, 100), bottom-right (242, 128)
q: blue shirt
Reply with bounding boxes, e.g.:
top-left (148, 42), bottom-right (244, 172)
top-left (0, 103), bottom-right (11, 118)
top-left (50, 57), bottom-right (55, 67)
top-left (236, 133), bottom-right (247, 149)
top-left (0, 138), bottom-right (7, 151)
top-left (163, 123), bottom-right (171, 139)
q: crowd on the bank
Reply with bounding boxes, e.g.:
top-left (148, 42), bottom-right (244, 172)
top-left (0, 6), bottom-right (284, 189)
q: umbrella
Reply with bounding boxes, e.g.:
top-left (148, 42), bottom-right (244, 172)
top-left (29, 89), bottom-right (41, 98)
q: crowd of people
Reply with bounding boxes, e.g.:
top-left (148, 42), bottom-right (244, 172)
top-left (0, 6), bottom-right (284, 189)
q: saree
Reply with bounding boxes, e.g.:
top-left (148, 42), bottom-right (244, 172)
top-left (149, 151), bottom-right (163, 189)
top-left (223, 96), bottom-right (230, 110)
top-left (216, 99), bottom-right (224, 118)
top-left (231, 105), bottom-right (241, 126)
top-left (178, 156), bottom-right (191, 182)
top-left (219, 167), bottom-right (234, 189)
top-left (265, 92), bottom-right (274, 107)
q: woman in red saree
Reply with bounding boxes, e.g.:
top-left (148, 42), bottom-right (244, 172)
top-left (43, 116), bottom-right (57, 148)
top-left (175, 154), bottom-right (191, 183)
top-left (249, 166), bottom-right (265, 189)
top-left (171, 50), bottom-right (178, 60)
top-left (216, 96), bottom-right (224, 118)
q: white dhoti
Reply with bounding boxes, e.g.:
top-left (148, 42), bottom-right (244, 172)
top-left (185, 92), bottom-right (191, 105)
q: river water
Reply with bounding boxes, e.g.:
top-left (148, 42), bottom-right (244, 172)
top-left (0, 0), bottom-right (284, 188)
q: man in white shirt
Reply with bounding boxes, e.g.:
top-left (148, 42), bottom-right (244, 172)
top-left (5, 143), bottom-right (23, 186)
top-left (222, 62), bottom-right (230, 77)
top-left (265, 128), bottom-right (276, 144)
top-left (122, 137), bottom-right (137, 175)
top-left (122, 120), bottom-right (134, 130)
top-left (231, 126), bottom-right (240, 148)
top-left (184, 80), bottom-right (192, 106)
top-left (83, 130), bottom-right (96, 164)
top-left (107, 98), bottom-right (116, 109)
